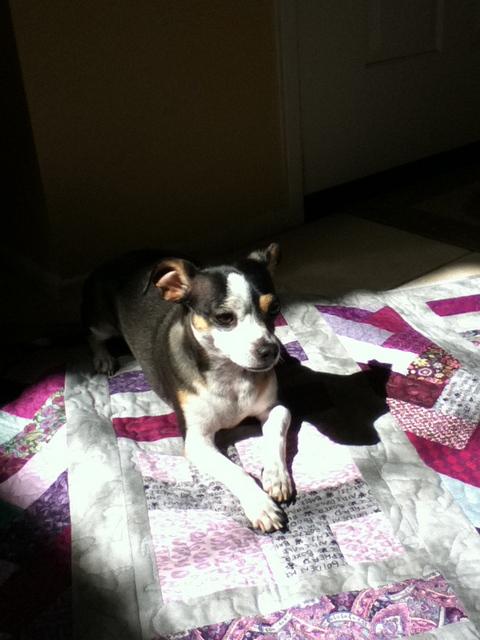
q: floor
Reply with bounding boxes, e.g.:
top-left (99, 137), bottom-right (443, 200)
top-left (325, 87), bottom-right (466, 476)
top-left (276, 158), bottom-right (480, 295)
top-left (3, 162), bottom-right (480, 397)
top-left (274, 213), bottom-right (480, 297)
top-left (353, 160), bottom-right (480, 253)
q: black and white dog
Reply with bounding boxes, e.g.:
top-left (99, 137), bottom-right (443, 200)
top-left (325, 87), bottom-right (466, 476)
top-left (82, 244), bottom-right (292, 532)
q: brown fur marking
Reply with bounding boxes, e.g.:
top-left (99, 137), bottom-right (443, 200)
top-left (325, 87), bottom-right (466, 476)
top-left (177, 389), bottom-right (191, 408)
top-left (192, 314), bottom-right (210, 332)
top-left (259, 294), bottom-right (274, 314)
top-left (177, 380), bottom-right (204, 408)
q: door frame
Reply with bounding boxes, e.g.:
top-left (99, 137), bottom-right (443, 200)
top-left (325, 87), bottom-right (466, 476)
top-left (274, 0), bottom-right (304, 226)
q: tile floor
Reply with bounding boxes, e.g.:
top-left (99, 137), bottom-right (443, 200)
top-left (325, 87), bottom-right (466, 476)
top-left (274, 213), bottom-right (480, 297)
top-left (277, 158), bottom-right (480, 294)
top-left (353, 160), bottom-right (480, 252)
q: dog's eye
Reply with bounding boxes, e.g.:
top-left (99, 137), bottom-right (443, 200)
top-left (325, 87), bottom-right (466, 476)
top-left (214, 311), bottom-right (236, 327)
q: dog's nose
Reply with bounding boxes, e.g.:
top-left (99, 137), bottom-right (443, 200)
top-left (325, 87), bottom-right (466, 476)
top-left (255, 341), bottom-right (279, 362)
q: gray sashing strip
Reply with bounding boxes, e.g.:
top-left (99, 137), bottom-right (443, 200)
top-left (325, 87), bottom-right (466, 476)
top-left (118, 437), bottom-right (164, 639)
top-left (415, 620), bottom-right (480, 640)
top-left (66, 366), bottom-right (142, 640)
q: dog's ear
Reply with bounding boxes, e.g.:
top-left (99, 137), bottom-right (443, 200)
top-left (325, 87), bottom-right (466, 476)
top-left (151, 259), bottom-right (197, 302)
top-left (247, 243), bottom-right (281, 275)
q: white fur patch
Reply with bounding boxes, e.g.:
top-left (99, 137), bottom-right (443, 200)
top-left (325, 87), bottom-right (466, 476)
top-left (225, 272), bottom-right (252, 312)
top-left (190, 271), bottom-right (278, 370)
top-left (211, 273), bottom-right (272, 369)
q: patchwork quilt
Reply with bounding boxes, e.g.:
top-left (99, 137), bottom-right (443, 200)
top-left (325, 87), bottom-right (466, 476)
top-left (2, 278), bottom-right (480, 639)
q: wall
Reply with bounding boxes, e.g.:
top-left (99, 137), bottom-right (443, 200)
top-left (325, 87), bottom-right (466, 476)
top-left (10, 1), bottom-right (290, 276)
top-left (297, 0), bottom-right (480, 194)
top-left (2, 2), bottom-right (47, 264)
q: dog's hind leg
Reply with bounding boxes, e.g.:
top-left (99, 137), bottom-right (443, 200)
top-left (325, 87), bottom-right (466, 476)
top-left (88, 325), bottom-right (118, 376)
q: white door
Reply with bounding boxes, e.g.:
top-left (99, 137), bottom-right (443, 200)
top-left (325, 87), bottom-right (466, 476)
top-left (294, 0), bottom-right (480, 194)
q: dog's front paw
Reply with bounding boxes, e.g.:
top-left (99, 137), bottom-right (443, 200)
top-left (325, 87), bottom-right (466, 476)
top-left (242, 491), bottom-right (286, 533)
top-left (262, 464), bottom-right (292, 503)
top-left (93, 353), bottom-right (117, 376)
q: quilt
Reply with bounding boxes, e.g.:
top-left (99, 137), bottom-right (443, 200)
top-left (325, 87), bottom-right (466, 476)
top-left (2, 278), bottom-right (480, 639)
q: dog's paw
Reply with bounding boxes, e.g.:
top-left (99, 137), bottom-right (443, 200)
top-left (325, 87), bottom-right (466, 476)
top-left (262, 464), bottom-right (292, 503)
top-left (93, 353), bottom-right (117, 376)
top-left (242, 491), bottom-right (286, 533)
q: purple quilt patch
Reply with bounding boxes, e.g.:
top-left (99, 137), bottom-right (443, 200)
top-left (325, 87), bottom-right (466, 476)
top-left (0, 454), bottom-right (25, 484)
top-left (316, 305), bottom-right (373, 323)
top-left (382, 329), bottom-right (432, 354)
top-left (368, 306), bottom-right (410, 332)
top-left (283, 340), bottom-right (308, 361)
top-left (0, 472), bottom-right (70, 564)
top-left (386, 372), bottom-right (443, 408)
top-left (1, 372), bottom-right (65, 420)
top-left (170, 573), bottom-right (467, 639)
top-left (26, 471), bottom-right (70, 540)
top-left (108, 370), bottom-right (152, 394)
top-left (112, 414), bottom-right (181, 441)
top-left (320, 314), bottom-right (393, 344)
top-left (428, 294), bottom-right (480, 316)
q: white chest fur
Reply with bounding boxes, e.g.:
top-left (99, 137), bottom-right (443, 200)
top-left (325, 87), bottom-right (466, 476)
top-left (180, 365), bottom-right (277, 436)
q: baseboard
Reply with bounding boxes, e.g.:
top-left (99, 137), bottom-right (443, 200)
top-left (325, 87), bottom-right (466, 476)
top-left (304, 140), bottom-right (480, 222)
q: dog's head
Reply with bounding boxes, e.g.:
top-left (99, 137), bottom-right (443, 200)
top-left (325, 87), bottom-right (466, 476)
top-left (152, 243), bottom-right (281, 371)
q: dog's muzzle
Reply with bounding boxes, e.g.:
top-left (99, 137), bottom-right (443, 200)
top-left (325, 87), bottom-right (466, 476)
top-left (249, 340), bottom-right (280, 371)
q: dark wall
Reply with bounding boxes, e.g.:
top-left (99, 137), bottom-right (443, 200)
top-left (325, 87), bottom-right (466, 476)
top-left (9, 1), bottom-right (290, 277)
top-left (1, 2), bottom-right (48, 265)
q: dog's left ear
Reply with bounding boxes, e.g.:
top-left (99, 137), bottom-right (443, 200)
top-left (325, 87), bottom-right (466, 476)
top-left (151, 258), bottom-right (197, 302)
top-left (247, 243), bottom-right (281, 275)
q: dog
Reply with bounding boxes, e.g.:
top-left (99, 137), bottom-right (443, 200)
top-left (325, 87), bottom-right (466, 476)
top-left (82, 244), bottom-right (292, 532)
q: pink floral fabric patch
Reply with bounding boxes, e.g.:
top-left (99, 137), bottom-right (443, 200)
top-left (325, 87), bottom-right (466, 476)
top-left (0, 392), bottom-right (65, 461)
top-left (168, 573), bottom-right (466, 639)
top-left (2, 372), bottom-right (65, 420)
top-left (330, 512), bottom-right (404, 564)
top-left (320, 314), bottom-right (393, 345)
top-left (0, 391), bottom-right (66, 483)
top-left (407, 346), bottom-right (460, 385)
top-left (136, 451), bottom-right (192, 484)
top-left (149, 510), bottom-right (273, 603)
top-left (141, 420), bottom-right (392, 596)
top-left (388, 398), bottom-right (477, 450)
